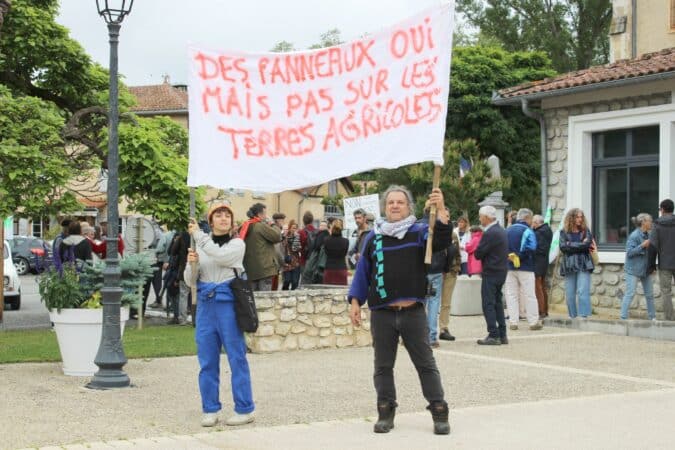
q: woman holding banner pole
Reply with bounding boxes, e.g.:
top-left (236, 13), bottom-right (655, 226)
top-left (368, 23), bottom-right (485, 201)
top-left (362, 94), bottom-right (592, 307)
top-left (185, 203), bottom-right (255, 427)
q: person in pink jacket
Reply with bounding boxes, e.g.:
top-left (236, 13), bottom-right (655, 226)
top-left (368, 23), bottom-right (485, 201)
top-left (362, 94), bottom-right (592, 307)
top-left (464, 226), bottom-right (483, 276)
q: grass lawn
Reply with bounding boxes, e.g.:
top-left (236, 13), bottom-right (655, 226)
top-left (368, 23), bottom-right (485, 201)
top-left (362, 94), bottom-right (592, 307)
top-left (0, 325), bottom-right (197, 364)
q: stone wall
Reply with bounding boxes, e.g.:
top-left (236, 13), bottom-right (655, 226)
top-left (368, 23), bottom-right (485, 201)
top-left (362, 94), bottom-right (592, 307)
top-left (544, 91), bottom-right (671, 318)
top-left (246, 287), bottom-right (371, 353)
top-left (549, 263), bottom-right (667, 319)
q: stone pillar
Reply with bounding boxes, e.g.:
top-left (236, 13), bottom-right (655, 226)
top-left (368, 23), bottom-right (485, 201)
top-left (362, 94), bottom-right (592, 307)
top-left (478, 193), bottom-right (509, 227)
top-left (479, 155), bottom-right (509, 226)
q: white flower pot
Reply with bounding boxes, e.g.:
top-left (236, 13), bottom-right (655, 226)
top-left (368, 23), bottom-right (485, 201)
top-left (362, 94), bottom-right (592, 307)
top-left (49, 307), bottom-right (130, 376)
top-left (450, 275), bottom-right (484, 316)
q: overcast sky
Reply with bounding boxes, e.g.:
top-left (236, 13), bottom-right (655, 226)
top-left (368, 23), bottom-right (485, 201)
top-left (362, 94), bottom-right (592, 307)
top-left (56, 0), bottom-right (447, 87)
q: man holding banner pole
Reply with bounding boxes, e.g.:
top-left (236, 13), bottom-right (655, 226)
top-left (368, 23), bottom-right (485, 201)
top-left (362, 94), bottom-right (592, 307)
top-left (349, 185), bottom-right (451, 435)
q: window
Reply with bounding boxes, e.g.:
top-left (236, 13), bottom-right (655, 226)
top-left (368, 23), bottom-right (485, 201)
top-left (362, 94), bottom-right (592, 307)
top-left (32, 218), bottom-right (43, 238)
top-left (592, 126), bottom-right (659, 249)
top-left (328, 180), bottom-right (338, 197)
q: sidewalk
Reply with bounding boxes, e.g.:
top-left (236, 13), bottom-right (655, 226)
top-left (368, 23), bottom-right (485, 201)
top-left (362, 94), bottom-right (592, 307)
top-left (4, 315), bottom-right (675, 450)
top-left (37, 389), bottom-right (673, 450)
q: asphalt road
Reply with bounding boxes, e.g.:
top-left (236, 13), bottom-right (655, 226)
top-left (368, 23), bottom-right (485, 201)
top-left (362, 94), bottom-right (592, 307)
top-left (0, 274), bottom-right (165, 331)
top-left (1, 274), bottom-right (51, 330)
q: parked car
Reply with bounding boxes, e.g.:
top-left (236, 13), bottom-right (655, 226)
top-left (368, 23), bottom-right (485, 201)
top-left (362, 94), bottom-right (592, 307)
top-left (4, 240), bottom-right (21, 310)
top-left (11, 236), bottom-right (52, 275)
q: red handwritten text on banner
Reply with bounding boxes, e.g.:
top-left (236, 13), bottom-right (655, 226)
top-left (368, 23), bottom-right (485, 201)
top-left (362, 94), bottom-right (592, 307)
top-left (187, 2), bottom-right (454, 192)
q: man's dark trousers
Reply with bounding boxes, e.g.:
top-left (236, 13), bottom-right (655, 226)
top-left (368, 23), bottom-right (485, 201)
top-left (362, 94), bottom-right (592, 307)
top-left (482, 274), bottom-right (507, 339)
top-left (370, 304), bottom-right (445, 405)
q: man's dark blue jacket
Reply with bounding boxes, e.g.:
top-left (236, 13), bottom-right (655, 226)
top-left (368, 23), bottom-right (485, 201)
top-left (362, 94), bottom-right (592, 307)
top-left (474, 221), bottom-right (508, 277)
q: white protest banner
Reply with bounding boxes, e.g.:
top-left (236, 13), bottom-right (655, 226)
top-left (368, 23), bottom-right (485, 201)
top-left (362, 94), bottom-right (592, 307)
top-left (343, 194), bottom-right (381, 230)
top-left (187, 2), bottom-right (454, 192)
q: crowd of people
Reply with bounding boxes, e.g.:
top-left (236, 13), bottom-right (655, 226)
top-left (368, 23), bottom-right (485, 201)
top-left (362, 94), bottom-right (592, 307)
top-left (138, 203), bottom-right (373, 325)
top-left (49, 190), bottom-right (675, 434)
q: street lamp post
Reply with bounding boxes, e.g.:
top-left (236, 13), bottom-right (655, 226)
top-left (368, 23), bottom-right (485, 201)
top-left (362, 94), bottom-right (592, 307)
top-left (88, 0), bottom-right (134, 389)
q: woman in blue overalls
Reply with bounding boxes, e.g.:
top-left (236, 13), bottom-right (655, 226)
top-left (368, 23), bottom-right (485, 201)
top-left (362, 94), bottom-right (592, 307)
top-left (185, 203), bottom-right (255, 427)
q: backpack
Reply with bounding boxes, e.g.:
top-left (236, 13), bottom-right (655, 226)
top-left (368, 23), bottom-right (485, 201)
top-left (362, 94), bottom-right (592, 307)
top-left (302, 245), bottom-right (327, 285)
top-left (56, 243), bottom-right (78, 272)
top-left (305, 228), bottom-right (320, 256)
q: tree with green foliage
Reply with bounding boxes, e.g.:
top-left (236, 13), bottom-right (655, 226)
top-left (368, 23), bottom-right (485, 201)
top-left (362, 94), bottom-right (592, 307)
top-left (365, 46), bottom-right (554, 212)
top-left (0, 0), bottom-right (203, 225)
top-left (0, 85), bottom-right (79, 219)
top-left (309, 28), bottom-right (343, 49)
top-left (367, 139), bottom-right (507, 220)
top-left (117, 117), bottom-right (204, 231)
top-left (408, 139), bottom-right (509, 220)
top-left (270, 40), bottom-right (295, 52)
top-left (271, 28), bottom-right (344, 53)
top-left (445, 46), bottom-right (555, 210)
top-left (457, 0), bottom-right (612, 72)
top-left (0, 0), bottom-right (11, 31)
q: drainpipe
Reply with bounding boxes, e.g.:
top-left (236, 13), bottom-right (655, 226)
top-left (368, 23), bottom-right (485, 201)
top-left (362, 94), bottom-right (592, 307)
top-left (521, 98), bottom-right (548, 214)
top-left (631, 0), bottom-right (637, 59)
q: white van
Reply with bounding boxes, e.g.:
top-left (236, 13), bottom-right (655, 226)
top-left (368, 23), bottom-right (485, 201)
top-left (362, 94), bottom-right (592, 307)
top-left (3, 240), bottom-right (21, 310)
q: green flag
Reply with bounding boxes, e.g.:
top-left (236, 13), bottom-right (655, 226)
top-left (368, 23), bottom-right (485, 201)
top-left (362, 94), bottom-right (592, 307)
top-left (3, 216), bottom-right (13, 240)
top-left (544, 204), bottom-right (552, 225)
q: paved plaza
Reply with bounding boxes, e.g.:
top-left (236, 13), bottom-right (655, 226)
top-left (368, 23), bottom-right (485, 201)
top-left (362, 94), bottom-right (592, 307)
top-left (2, 315), bottom-right (675, 450)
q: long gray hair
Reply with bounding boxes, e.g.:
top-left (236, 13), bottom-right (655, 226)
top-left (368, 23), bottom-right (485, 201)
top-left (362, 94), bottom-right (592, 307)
top-left (380, 185), bottom-right (415, 215)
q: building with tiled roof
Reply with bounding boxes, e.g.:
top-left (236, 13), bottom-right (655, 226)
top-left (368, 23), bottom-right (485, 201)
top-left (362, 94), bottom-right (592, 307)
top-left (492, 48), bottom-right (675, 105)
top-left (492, 0), bottom-right (675, 319)
top-left (129, 81), bottom-right (188, 113)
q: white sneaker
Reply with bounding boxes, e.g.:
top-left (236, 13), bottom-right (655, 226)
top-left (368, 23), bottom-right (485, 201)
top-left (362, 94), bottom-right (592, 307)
top-left (201, 412), bottom-right (219, 427)
top-left (225, 412), bottom-right (255, 426)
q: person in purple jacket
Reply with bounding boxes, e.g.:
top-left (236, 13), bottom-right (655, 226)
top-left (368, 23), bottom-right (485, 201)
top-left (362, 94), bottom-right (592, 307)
top-left (348, 185), bottom-right (451, 436)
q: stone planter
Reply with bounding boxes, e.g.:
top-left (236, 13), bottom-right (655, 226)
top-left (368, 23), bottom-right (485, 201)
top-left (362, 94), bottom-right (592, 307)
top-left (450, 275), bottom-right (483, 316)
top-left (49, 307), bottom-right (129, 376)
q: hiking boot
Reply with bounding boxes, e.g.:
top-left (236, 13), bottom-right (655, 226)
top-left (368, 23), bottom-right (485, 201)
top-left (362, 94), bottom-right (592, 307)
top-left (373, 402), bottom-right (396, 433)
top-left (477, 336), bottom-right (501, 346)
top-left (439, 329), bottom-right (456, 341)
top-left (529, 322), bottom-right (543, 331)
top-left (225, 412), bottom-right (255, 426)
top-left (509, 324), bottom-right (518, 331)
top-left (427, 401), bottom-right (450, 435)
top-left (500, 336), bottom-right (509, 345)
top-left (201, 412), bottom-right (219, 427)
top-left (149, 302), bottom-right (163, 309)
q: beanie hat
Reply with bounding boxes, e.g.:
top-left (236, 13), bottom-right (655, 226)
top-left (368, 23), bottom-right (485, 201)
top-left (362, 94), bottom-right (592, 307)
top-left (207, 203), bottom-right (234, 225)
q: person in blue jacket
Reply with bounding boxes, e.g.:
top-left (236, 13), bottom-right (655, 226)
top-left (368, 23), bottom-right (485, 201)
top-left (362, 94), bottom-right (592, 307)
top-left (620, 213), bottom-right (656, 320)
top-left (185, 203), bottom-right (255, 428)
top-left (349, 185), bottom-right (451, 436)
top-left (504, 208), bottom-right (542, 330)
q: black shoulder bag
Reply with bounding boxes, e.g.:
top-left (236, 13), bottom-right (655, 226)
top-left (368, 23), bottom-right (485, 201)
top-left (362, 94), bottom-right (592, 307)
top-left (231, 269), bottom-right (259, 333)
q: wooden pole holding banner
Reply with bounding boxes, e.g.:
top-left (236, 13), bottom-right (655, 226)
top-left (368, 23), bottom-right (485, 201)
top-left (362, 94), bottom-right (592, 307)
top-left (424, 166), bottom-right (442, 265)
top-left (189, 188), bottom-right (197, 325)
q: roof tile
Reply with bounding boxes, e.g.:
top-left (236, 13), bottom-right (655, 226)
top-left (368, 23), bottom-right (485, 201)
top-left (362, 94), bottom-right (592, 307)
top-left (497, 48), bottom-right (675, 99)
top-left (129, 83), bottom-right (188, 112)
